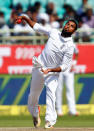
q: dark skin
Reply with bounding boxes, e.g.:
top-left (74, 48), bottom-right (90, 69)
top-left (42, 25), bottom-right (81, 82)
top-left (16, 16), bottom-right (77, 74)
top-left (61, 21), bottom-right (77, 37)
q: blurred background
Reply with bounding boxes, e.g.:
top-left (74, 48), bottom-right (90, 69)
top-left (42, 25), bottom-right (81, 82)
top-left (0, 0), bottom-right (94, 118)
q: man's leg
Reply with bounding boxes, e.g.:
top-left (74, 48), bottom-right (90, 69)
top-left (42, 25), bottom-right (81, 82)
top-left (65, 72), bottom-right (77, 115)
top-left (56, 72), bottom-right (64, 116)
top-left (28, 67), bottom-right (44, 126)
top-left (45, 75), bottom-right (58, 126)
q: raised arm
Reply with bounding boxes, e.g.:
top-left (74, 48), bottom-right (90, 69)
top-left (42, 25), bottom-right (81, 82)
top-left (16, 16), bottom-right (36, 28)
top-left (16, 16), bottom-right (51, 35)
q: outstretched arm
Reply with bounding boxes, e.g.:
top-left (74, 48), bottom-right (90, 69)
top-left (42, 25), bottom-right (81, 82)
top-left (16, 16), bottom-right (51, 35)
top-left (16, 16), bottom-right (36, 28)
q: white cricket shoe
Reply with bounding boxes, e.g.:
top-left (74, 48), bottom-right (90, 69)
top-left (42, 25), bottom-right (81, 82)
top-left (45, 121), bottom-right (53, 129)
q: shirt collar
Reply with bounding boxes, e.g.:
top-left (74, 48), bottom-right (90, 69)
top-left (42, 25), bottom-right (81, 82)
top-left (61, 36), bottom-right (72, 42)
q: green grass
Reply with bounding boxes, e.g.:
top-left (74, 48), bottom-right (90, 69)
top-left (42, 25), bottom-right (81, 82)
top-left (0, 115), bottom-right (94, 127)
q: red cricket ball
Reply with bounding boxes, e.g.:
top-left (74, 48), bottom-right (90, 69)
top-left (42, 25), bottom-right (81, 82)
top-left (17, 19), bottom-right (22, 24)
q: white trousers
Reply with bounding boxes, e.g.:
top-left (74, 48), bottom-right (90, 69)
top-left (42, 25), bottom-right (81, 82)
top-left (56, 72), bottom-right (76, 115)
top-left (28, 67), bottom-right (58, 125)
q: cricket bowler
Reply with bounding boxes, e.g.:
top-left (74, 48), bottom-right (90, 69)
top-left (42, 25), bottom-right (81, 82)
top-left (16, 16), bottom-right (78, 128)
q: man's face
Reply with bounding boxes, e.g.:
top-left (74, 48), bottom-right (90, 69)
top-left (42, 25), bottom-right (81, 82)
top-left (63, 21), bottom-right (76, 34)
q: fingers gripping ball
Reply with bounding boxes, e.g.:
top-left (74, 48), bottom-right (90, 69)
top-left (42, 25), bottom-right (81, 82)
top-left (17, 19), bottom-right (22, 24)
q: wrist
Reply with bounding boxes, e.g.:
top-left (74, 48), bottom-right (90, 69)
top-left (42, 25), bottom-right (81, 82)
top-left (22, 16), bottom-right (27, 20)
top-left (21, 16), bottom-right (28, 21)
top-left (48, 69), bottom-right (52, 72)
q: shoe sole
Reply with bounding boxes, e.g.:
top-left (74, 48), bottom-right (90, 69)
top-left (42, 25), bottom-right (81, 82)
top-left (45, 126), bottom-right (53, 129)
top-left (45, 122), bottom-right (53, 129)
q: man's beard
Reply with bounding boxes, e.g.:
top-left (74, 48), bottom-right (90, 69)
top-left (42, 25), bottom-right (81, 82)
top-left (61, 30), bottom-right (72, 37)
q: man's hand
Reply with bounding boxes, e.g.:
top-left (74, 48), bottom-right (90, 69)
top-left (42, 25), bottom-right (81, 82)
top-left (41, 68), bottom-right (51, 74)
top-left (15, 16), bottom-right (22, 22)
top-left (41, 67), bottom-right (61, 74)
top-left (15, 15), bottom-right (36, 28)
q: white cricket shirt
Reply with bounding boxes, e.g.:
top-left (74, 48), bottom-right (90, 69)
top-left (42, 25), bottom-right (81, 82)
top-left (33, 23), bottom-right (75, 72)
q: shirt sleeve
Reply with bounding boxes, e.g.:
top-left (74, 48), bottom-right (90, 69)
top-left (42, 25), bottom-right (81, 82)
top-left (33, 23), bottom-right (52, 36)
top-left (60, 46), bottom-right (74, 72)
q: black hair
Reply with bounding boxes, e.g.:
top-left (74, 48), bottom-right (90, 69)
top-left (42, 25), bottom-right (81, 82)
top-left (63, 16), bottom-right (78, 30)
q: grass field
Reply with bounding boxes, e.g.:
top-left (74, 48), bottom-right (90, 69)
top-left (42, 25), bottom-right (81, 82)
top-left (0, 115), bottom-right (94, 128)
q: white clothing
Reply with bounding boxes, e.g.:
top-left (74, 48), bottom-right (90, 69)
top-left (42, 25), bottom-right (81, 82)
top-left (28, 67), bottom-right (58, 125)
top-left (56, 72), bottom-right (76, 114)
top-left (28, 23), bottom-right (75, 125)
top-left (56, 45), bottom-right (79, 115)
top-left (1, 25), bottom-right (10, 37)
top-left (38, 13), bottom-right (49, 23)
top-left (33, 23), bottom-right (75, 71)
top-left (14, 24), bottom-right (35, 35)
top-left (51, 21), bottom-right (60, 29)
